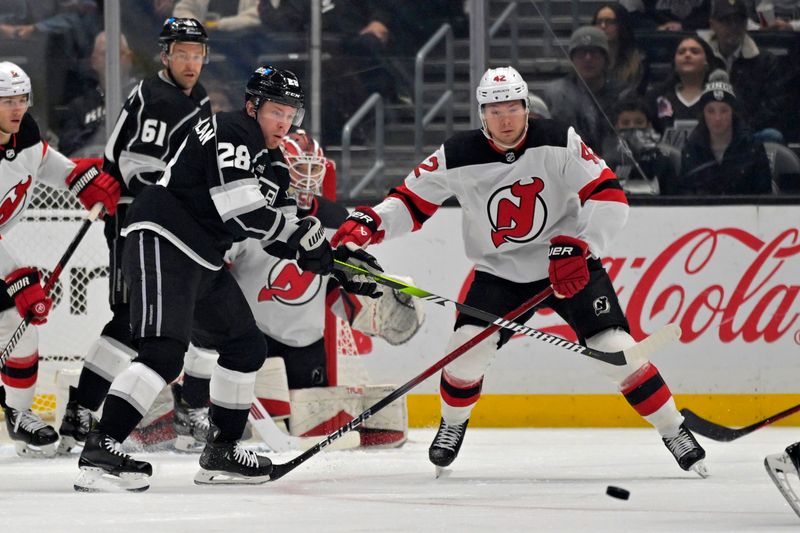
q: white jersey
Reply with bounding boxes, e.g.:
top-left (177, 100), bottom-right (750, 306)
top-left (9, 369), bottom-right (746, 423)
top-left (227, 238), bottom-right (328, 347)
top-left (373, 122), bottom-right (629, 283)
top-left (0, 113), bottom-right (75, 277)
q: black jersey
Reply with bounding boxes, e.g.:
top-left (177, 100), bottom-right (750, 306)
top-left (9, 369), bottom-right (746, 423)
top-left (103, 71), bottom-right (211, 199)
top-left (122, 109), bottom-right (300, 270)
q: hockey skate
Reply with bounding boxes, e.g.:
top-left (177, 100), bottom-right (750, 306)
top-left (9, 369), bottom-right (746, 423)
top-left (194, 423), bottom-right (273, 485)
top-left (662, 423), bottom-right (708, 478)
top-left (57, 386), bottom-right (96, 454)
top-left (74, 431), bottom-right (153, 492)
top-left (172, 382), bottom-right (210, 452)
top-left (429, 418), bottom-right (469, 478)
top-left (4, 406), bottom-right (59, 457)
top-left (765, 442), bottom-right (800, 518)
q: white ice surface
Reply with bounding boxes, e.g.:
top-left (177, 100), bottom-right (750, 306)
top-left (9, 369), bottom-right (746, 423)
top-left (2, 427), bottom-right (799, 532)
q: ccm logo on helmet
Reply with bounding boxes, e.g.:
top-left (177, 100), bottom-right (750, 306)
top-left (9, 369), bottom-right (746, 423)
top-left (548, 246), bottom-right (576, 257)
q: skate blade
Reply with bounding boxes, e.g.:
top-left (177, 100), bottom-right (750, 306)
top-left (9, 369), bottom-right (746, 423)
top-left (14, 440), bottom-right (58, 458)
top-left (174, 435), bottom-right (204, 453)
top-left (434, 466), bottom-right (452, 479)
top-left (74, 467), bottom-right (150, 493)
top-left (194, 468), bottom-right (272, 485)
top-left (765, 453), bottom-right (800, 518)
top-left (691, 460), bottom-right (710, 479)
top-left (57, 436), bottom-right (81, 455)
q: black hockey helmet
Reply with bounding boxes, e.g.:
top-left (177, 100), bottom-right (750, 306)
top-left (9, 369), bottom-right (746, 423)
top-left (159, 17), bottom-right (209, 57)
top-left (245, 65), bottom-right (305, 126)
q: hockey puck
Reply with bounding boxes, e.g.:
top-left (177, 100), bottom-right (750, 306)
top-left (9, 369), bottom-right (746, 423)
top-left (606, 486), bottom-right (630, 500)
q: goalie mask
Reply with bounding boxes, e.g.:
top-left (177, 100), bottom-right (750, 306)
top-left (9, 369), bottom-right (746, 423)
top-left (281, 129), bottom-right (327, 210)
top-left (0, 61), bottom-right (32, 107)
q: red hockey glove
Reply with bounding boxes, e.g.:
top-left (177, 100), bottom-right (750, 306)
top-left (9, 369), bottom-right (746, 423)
top-left (66, 158), bottom-right (121, 216)
top-left (331, 206), bottom-right (385, 248)
top-left (287, 217), bottom-right (333, 275)
top-left (548, 235), bottom-right (590, 298)
top-left (5, 267), bottom-right (53, 325)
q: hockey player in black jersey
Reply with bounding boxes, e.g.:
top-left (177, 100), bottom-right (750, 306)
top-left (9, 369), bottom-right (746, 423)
top-left (59, 17), bottom-right (213, 453)
top-left (73, 65), bottom-right (381, 492)
top-left (333, 66), bottom-right (707, 478)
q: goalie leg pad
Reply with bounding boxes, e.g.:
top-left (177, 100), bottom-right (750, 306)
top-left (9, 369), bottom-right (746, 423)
top-left (360, 384), bottom-right (408, 448)
top-left (254, 356), bottom-right (291, 420)
top-left (83, 336), bottom-right (136, 382)
top-left (107, 362), bottom-right (168, 417)
top-left (184, 343), bottom-right (218, 380)
top-left (289, 386), bottom-right (363, 439)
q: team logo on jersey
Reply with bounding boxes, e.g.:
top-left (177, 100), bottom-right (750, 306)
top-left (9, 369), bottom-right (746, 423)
top-left (0, 175), bottom-right (33, 226)
top-left (593, 296), bottom-right (610, 316)
top-left (258, 260), bottom-right (322, 306)
top-left (487, 177), bottom-right (547, 247)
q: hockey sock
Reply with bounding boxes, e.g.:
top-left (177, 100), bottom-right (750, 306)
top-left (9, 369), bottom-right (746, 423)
top-left (439, 372), bottom-right (483, 425)
top-left (76, 368), bottom-right (113, 411)
top-left (1, 352), bottom-right (38, 410)
top-left (98, 394), bottom-right (146, 442)
top-left (620, 363), bottom-right (682, 434)
top-left (209, 404), bottom-right (249, 442)
top-left (182, 374), bottom-right (211, 408)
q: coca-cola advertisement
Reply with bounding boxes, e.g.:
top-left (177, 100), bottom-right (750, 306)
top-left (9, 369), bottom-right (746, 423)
top-left (369, 207), bottom-right (800, 396)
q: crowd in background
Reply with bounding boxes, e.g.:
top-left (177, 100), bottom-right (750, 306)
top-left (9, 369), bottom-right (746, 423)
top-left (1, 0), bottom-right (798, 197)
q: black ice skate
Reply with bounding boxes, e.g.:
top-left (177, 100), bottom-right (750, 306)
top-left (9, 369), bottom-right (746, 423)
top-left (662, 423), bottom-right (708, 478)
top-left (172, 382), bottom-right (210, 452)
top-left (57, 386), bottom-right (96, 454)
top-left (74, 431), bottom-right (153, 492)
top-left (764, 441), bottom-right (800, 518)
top-left (4, 406), bottom-right (59, 457)
top-left (429, 418), bottom-right (469, 478)
top-left (194, 423), bottom-right (273, 485)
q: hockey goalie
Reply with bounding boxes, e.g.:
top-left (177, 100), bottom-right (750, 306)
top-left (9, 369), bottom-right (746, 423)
top-left (127, 131), bottom-right (424, 451)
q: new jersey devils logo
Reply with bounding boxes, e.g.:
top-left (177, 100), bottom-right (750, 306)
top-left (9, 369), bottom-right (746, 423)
top-left (487, 177), bottom-right (547, 247)
top-left (0, 175), bottom-right (33, 227)
top-left (258, 260), bottom-right (322, 306)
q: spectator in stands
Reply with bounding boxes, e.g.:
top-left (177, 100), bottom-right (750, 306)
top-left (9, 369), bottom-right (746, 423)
top-left (668, 71), bottom-right (772, 195)
top-left (603, 96), bottom-right (675, 194)
top-left (592, 3), bottom-right (648, 94)
top-left (120, 0), bottom-right (176, 75)
top-left (646, 35), bottom-right (719, 137)
top-left (527, 93), bottom-right (551, 119)
top-left (699, 0), bottom-right (786, 142)
top-left (619, 0), bottom-right (713, 31)
top-left (541, 26), bottom-right (627, 154)
top-left (56, 31), bottom-right (136, 156)
top-left (765, 0), bottom-right (800, 30)
top-left (173, 0), bottom-right (259, 31)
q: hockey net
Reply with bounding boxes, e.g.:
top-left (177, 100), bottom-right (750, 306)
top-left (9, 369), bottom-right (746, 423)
top-left (1, 167), bottom-right (367, 421)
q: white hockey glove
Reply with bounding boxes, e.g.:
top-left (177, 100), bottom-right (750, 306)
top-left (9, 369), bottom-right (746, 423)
top-left (333, 242), bottom-right (384, 299)
top-left (351, 276), bottom-right (425, 345)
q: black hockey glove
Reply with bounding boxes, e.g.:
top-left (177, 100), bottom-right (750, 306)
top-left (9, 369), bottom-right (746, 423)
top-left (286, 217), bottom-right (333, 275)
top-left (332, 243), bottom-right (384, 299)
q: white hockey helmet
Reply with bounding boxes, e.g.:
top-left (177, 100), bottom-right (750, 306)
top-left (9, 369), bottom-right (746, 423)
top-left (0, 62), bottom-right (32, 105)
top-left (280, 129), bottom-right (327, 210)
top-left (476, 66), bottom-right (528, 114)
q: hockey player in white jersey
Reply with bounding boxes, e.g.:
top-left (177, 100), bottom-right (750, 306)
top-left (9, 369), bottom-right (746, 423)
top-left (332, 66), bottom-right (708, 477)
top-left (0, 62), bottom-right (120, 456)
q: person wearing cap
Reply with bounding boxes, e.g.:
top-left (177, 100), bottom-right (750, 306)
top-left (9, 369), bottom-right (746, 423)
top-left (667, 71), bottom-right (772, 195)
top-left (699, 0), bottom-right (786, 141)
top-left (527, 93), bottom-right (551, 119)
top-left (541, 25), bottom-right (629, 154)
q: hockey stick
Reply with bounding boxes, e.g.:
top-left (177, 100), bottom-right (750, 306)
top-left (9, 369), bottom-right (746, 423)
top-left (334, 259), bottom-right (680, 367)
top-left (0, 203), bottom-right (104, 367)
top-left (265, 285), bottom-right (552, 481)
top-left (681, 403), bottom-right (800, 442)
top-left (248, 397), bottom-right (360, 452)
